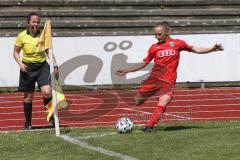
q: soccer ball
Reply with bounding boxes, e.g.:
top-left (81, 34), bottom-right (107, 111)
top-left (116, 117), bottom-right (133, 133)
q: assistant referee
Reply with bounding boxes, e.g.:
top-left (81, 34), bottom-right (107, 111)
top-left (13, 12), bottom-right (59, 130)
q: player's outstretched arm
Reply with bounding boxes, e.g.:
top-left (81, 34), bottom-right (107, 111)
top-left (115, 62), bottom-right (148, 77)
top-left (191, 43), bottom-right (224, 54)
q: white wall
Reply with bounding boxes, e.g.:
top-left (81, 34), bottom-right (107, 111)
top-left (1, 33), bottom-right (239, 87)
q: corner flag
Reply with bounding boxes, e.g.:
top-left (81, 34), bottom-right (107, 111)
top-left (37, 19), bottom-right (62, 136)
top-left (45, 80), bottom-right (68, 122)
top-left (36, 19), bottom-right (52, 52)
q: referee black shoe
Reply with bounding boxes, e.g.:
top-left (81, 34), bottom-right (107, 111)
top-left (141, 126), bottom-right (153, 132)
top-left (24, 122), bottom-right (32, 130)
top-left (49, 117), bottom-right (55, 128)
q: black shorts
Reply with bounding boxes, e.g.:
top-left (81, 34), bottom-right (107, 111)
top-left (18, 61), bottom-right (50, 92)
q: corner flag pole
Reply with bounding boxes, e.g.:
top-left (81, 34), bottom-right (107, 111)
top-left (49, 48), bottom-right (60, 137)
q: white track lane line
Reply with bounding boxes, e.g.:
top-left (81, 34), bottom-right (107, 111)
top-left (121, 108), bottom-right (191, 120)
top-left (163, 113), bottom-right (191, 120)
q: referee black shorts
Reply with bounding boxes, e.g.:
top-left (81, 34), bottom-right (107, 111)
top-left (18, 61), bottom-right (50, 92)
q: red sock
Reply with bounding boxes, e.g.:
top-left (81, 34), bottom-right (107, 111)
top-left (146, 105), bottom-right (166, 127)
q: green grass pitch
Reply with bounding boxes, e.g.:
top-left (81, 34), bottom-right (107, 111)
top-left (1, 121), bottom-right (240, 160)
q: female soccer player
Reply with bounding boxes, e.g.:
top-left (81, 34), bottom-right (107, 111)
top-left (13, 13), bottom-right (59, 129)
top-left (116, 22), bottom-right (223, 132)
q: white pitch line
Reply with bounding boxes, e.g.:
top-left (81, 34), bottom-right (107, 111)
top-left (77, 130), bottom-right (143, 140)
top-left (0, 128), bottom-right (54, 133)
top-left (77, 132), bottom-right (118, 139)
top-left (60, 134), bottom-right (138, 160)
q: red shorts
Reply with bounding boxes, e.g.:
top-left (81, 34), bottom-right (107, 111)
top-left (138, 77), bottom-right (174, 98)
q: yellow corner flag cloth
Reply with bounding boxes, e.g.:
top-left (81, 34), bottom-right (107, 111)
top-left (45, 80), bottom-right (68, 122)
top-left (36, 19), bottom-right (52, 52)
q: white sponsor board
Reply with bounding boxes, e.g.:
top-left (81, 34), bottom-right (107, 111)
top-left (0, 33), bottom-right (239, 87)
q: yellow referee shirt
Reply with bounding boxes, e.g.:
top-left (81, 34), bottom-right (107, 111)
top-left (15, 29), bottom-right (47, 63)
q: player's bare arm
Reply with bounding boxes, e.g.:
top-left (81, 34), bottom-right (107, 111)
top-left (13, 45), bottom-right (27, 72)
top-left (191, 43), bottom-right (224, 54)
top-left (115, 62), bottom-right (148, 76)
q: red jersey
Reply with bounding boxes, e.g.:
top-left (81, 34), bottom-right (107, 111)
top-left (143, 38), bottom-right (193, 85)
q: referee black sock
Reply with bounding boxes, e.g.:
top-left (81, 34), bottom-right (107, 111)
top-left (43, 97), bottom-right (52, 108)
top-left (24, 102), bottom-right (32, 125)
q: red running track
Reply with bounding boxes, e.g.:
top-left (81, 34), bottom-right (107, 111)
top-left (0, 87), bottom-right (240, 131)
